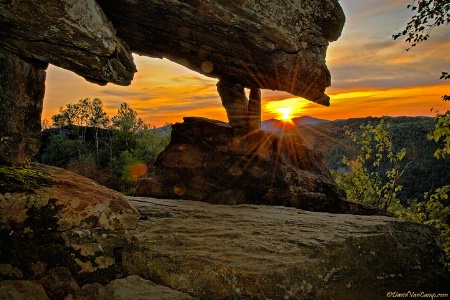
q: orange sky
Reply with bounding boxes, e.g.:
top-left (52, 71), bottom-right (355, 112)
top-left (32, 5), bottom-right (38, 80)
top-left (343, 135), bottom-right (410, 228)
top-left (42, 0), bottom-right (450, 127)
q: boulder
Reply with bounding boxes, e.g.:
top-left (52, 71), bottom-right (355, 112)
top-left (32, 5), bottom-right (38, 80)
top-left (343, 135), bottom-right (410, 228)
top-left (0, 0), bottom-right (135, 86)
top-left (0, 163), bottom-right (139, 232)
top-left (122, 197), bottom-right (449, 299)
top-left (0, 163), bottom-right (140, 285)
top-left (38, 267), bottom-right (80, 299)
top-left (0, 48), bottom-right (47, 166)
top-left (135, 117), bottom-right (388, 215)
top-left (97, 0), bottom-right (345, 105)
top-left (0, 280), bottom-right (48, 300)
top-left (1, 194), bottom-right (448, 299)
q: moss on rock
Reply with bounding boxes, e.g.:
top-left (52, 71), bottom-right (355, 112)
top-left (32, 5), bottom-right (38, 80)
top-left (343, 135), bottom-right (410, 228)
top-left (0, 165), bottom-right (54, 194)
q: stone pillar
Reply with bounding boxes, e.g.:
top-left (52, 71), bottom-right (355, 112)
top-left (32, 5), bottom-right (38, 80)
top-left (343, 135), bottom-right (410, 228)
top-left (248, 88), bottom-right (261, 132)
top-left (217, 79), bottom-right (249, 135)
top-left (0, 48), bottom-right (48, 166)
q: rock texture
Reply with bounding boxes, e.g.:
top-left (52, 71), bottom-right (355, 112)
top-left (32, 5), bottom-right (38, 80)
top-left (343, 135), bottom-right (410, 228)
top-left (217, 79), bottom-right (262, 135)
top-left (121, 198), bottom-right (449, 299)
top-left (2, 0), bottom-right (344, 103)
top-left (0, 163), bottom-right (139, 232)
top-left (69, 275), bottom-right (195, 300)
top-left (0, 0), bottom-right (345, 164)
top-left (0, 0), bottom-right (136, 86)
top-left (1, 193), bottom-right (448, 299)
top-left (135, 117), bottom-right (388, 215)
top-left (0, 48), bottom-right (47, 166)
top-left (0, 280), bottom-right (48, 300)
top-left (0, 163), bottom-right (139, 286)
top-left (97, 0), bottom-right (345, 105)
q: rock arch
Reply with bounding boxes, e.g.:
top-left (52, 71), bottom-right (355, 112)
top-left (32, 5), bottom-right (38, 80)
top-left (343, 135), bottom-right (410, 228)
top-left (0, 0), bottom-right (344, 165)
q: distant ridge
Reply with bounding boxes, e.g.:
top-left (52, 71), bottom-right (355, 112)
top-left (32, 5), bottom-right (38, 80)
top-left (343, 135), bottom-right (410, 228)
top-left (261, 116), bottom-right (329, 133)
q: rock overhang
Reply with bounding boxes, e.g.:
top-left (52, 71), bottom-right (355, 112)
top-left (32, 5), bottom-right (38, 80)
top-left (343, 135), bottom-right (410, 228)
top-left (97, 0), bottom-right (345, 105)
top-left (0, 0), bottom-right (136, 86)
top-left (1, 0), bottom-right (345, 105)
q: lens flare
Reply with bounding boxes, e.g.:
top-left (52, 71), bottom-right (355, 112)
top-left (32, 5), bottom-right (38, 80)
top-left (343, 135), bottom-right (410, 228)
top-left (129, 163), bottom-right (148, 178)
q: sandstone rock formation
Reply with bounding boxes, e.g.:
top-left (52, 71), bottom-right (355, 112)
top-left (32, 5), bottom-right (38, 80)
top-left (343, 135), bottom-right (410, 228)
top-left (1, 0), bottom-right (344, 164)
top-left (1, 195), bottom-right (448, 299)
top-left (97, 0), bottom-right (345, 105)
top-left (0, 0), bottom-right (136, 85)
top-left (0, 49), bottom-right (47, 166)
top-left (135, 117), bottom-right (389, 215)
top-left (217, 79), bottom-right (262, 135)
top-left (0, 163), bottom-right (140, 232)
top-left (119, 198), bottom-right (450, 298)
top-left (0, 0), bottom-right (136, 165)
top-left (0, 163), bottom-right (140, 287)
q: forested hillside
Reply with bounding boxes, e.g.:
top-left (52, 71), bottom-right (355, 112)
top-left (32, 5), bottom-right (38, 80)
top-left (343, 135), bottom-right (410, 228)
top-left (35, 99), bottom-right (171, 195)
top-left (287, 116), bottom-right (450, 202)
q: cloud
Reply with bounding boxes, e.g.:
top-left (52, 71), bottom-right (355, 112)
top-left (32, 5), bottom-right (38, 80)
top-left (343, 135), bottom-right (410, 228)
top-left (100, 89), bottom-right (152, 101)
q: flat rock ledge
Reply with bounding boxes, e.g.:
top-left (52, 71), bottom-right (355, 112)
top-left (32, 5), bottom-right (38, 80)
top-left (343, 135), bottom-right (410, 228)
top-left (121, 197), bottom-right (449, 299)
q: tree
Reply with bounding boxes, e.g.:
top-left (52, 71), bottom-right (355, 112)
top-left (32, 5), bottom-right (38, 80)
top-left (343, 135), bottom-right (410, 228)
top-left (111, 102), bottom-right (145, 133)
top-left (393, 3), bottom-right (450, 267)
top-left (44, 100), bottom-right (172, 194)
top-left (51, 98), bottom-right (110, 147)
top-left (111, 102), bottom-right (146, 150)
top-left (87, 98), bottom-right (110, 159)
top-left (51, 103), bottom-right (78, 127)
top-left (393, 0), bottom-right (450, 50)
top-left (428, 110), bottom-right (450, 158)
top-left (394, 0), bottom-right (449, 136)
top-left (336, 119), bottom-right (410, 210)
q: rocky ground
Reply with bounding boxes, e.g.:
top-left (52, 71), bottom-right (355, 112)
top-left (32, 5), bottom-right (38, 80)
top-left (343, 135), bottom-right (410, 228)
top-left (1, 165), bottom-right (448, 299)
top-left (120, 197), bottom-right (449, 299)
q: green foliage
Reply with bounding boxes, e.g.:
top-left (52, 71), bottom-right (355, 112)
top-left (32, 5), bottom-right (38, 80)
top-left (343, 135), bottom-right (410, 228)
top-left (39, 100), bottom-right (171, 195)
top-left (398, 186), bottom-right (450, 269)
top-left (0, 165), bottom-right (54, 193)
top-left (332, 117), bottom-right (450, 269)
top-left (111, 102), bottom-right (145, 133)
top-left (393, 0), bottom-right (450, 49)
top-left (111, 151), bottom-right (144, 195)
top-left (52, 98), bottom-right (110, 129)
top-left (393, 2), bottom-right (450, 268)
top-left (337, 119), bottom-right (410, 210)
top-left (423, 111), bottom-right (450, 269)
top-left (133, 128), bottom-right (171, 165)
top-left (110, 103), bottom-right (147, 152)
top-left (42, 133), bottom-right (87, 167)
top-left (293, 117), bottom-right (450, 201)
top-left (428, 110), bottom-right (450, 158)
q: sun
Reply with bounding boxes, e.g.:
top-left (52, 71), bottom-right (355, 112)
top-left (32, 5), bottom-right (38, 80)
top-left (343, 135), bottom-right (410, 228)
top-left (278, 107), bottom-right (293, 121)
